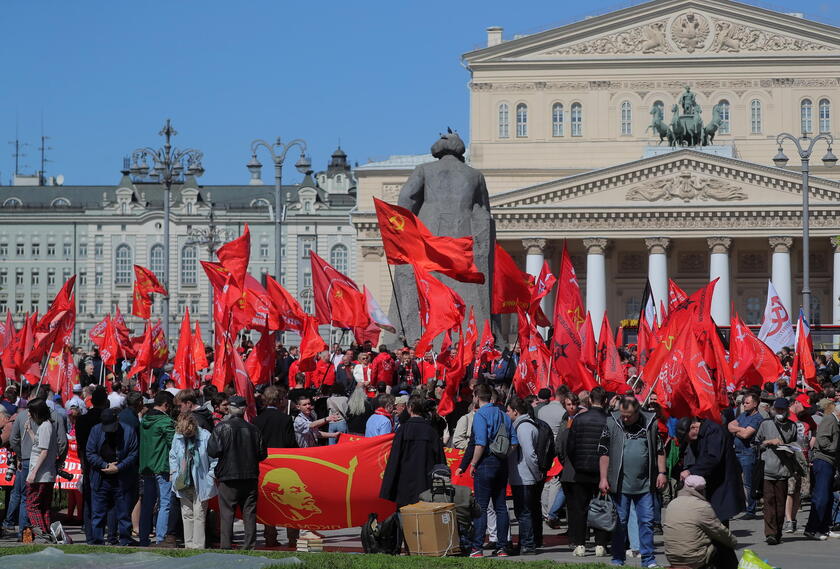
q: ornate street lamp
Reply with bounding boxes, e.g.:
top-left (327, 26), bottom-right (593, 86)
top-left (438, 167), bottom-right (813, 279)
top-left (247, 137), bottom-right (311, 280)
top-left (772, 132), bottom-right (836, 322)
top-left (187, 201), bottom-right (232, 343)
top-left (130, 119), bottom-right (204, 339)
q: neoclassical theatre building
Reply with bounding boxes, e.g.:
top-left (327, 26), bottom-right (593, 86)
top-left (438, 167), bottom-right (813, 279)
top-left (351, 0), bottom-right (840, 343)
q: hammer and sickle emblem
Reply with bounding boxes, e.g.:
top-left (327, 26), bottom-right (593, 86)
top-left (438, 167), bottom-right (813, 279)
top-left (388, 214), bottom-right (406, 232)
top-left (334, 289), bottom-right (343, 299)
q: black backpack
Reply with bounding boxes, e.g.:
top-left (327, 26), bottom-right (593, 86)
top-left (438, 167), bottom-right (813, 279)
top-left (524, 417), bottom-right (557, 475)
top-left (361, 512), bottom-right (404, 555)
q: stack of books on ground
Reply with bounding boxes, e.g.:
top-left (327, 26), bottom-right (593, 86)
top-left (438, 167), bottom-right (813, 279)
top-left (296, 531), bottom-right (324, 553)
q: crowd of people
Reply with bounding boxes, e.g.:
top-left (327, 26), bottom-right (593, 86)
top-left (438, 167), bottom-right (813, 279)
top-left (0, 338), bottom-right (839, 569)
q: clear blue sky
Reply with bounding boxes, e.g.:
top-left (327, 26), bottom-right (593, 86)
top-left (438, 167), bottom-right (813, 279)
top-left (1, 0), bottom-right (836, 186)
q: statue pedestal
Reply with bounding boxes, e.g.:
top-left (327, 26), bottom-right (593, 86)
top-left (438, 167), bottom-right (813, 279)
top-left (642, 145), bottom-right (735, 159)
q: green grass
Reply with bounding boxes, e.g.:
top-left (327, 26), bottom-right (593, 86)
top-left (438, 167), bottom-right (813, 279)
top-left (0, 544), bottom-right (615, 568)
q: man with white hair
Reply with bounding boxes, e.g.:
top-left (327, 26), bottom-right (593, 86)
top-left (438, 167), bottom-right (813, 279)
top-left (663, 475), bottom-right (738, 569)
top-left (65, 384), bottom-right (87, 415)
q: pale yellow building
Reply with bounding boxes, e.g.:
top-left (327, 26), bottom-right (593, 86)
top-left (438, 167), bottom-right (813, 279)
top-left (352, 0), bottom-right (840, 342)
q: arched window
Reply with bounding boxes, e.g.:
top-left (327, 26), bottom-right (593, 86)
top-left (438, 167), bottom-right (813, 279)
top-left (251, 198), bottom-right (270, 208)
top-left (150, 244), bottom-right (165, 280)
top-left (718, 100), bottom-right (731, 134)
top-left (114, 244), bottom-right (132, 285)
top-left (181, 245), bottom-right (197, 286)
top-left (819, 98), bottom-right (831, 133)
top-left (571, 103), bottom-right (583, 137)
top-left (498, 103), bottom-right (509, 138)
top-left (330, 244), bottom-right (349, 274)
top-left (750, 99), bottom-right (762, 134)
top-left (551, 103), bottom-right (564, 137)
top-left (801, 99), bottom-right (813, 134)
top-left (300, 289), bottom-right (314, 315)
top-left (515, 103), bottom-right (528, 137)
top-left (51, 197), bottom-right (71, 208)
top-left (2, 198), bottom-right (22, 208)
top-left (620, 101), bottom-right (632, 135)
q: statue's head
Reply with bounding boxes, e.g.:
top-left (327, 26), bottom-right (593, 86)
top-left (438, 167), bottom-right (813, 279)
top-left (431, 131), bottom-right (466, 161)
top-left (684, 85), bottom-right (691, 92)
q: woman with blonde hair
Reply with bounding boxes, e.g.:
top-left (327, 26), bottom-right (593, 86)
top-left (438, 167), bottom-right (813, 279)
top-left (169, 412), bottom-right (217, 548)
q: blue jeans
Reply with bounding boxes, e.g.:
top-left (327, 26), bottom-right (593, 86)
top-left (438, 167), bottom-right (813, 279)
top-left (4, 460), bottom-right (29, 533)
top-left (139, 474), bottom-right (172, 545)
top-left (328, 420), bottom-right (348, 445)
top-left (547, 484), bottom-right (566, 520)
top-left (736, 450), bottom-right (757, 514)
top-left (833, 491), bottom-right (840, 525)
top-left (628, 502), bottom-right (639, 551)
top-left (511, 484), bottom-right (536, 550)
top-left (472, 455), bottom-right (510, 551)
top-left (805, 459), bottom-right (835, 535)
top-left (91, 476), bottom-right (135, 545)
top-left (612, 492), bottom-right (656, 567)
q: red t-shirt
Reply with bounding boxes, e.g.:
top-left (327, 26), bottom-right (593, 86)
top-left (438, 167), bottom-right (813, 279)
top-left (309, 359), bottom-right (336, 389)
top-left (370, 352), bottom-right (396, 386)
top-left (419, 360), bottom-right (438, 383)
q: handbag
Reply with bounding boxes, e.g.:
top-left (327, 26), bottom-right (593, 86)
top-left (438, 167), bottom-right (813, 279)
top-left (174, 440), bottom-right (194, 492)
top-left (587, 494), bottom-right (618, 532)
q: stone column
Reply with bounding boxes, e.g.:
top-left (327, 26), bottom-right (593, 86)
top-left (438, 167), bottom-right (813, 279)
top-left (769, 237), bottom-right (793, 319)
top-left (707, 237), bottom-right (732, 325)
top-left (645, 237), bottom-right (671, 321)
top-left (832, 237), bottom-right (840, 325)
top-left (583, 238), bottom-right (608, 339)
top-left (523, 239), bottom-right (549, 337)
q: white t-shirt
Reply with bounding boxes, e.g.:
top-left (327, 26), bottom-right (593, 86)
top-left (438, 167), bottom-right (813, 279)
top-left (28, 420), bottom-right (57, 483)
top-left (108, 392), bottom-right (126, 409)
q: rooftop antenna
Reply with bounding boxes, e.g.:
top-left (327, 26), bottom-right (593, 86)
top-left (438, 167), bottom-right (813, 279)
top-left (38, 112), bottom-right (52, 185)
top-left (8, 117), bottom-right (29, 176)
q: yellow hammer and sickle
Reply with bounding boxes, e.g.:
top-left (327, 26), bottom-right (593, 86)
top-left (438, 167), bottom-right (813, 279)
top-left (388, 214), bottom-right (406, 232)
top-left (662, 335), bottom-right (675, 350)
top-left (335, 290), bottom-right (343, 299)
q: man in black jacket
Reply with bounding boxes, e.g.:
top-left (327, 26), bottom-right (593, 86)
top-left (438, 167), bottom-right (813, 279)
top-left (252, 386), bottom-right (297, 548)
top-left (74, 387), bottom-right (109, 545)
top-left (558, 386), bottom-right (610, 558)
top-left (207, 395), bottom-right (267, 550)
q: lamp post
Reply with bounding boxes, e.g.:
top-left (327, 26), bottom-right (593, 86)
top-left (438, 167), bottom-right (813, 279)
top-left (772, 132), bottom-right (837, 322)
top-left (247, 137), bottom-right (311, 281)
top-left (187, 201), bottom-right (232, 343)
top-left (130, 119), bottom-right (204, 340)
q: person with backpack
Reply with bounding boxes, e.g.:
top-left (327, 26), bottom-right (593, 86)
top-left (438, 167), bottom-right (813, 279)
top-left (506, 397), bottom-right (541, 555)
top-left (458, 383), bottom-right (517, 558)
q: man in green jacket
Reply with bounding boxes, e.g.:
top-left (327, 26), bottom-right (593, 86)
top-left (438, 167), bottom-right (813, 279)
top-left (138, 392), bottom-right (176, 547)
top-left (804, 400), bottom-right (840, 540)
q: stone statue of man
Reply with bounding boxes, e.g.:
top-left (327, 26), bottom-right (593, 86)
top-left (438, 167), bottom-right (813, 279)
top-left (386, 131), bottom-right (495, 347)
top-left (679, 85), bottom-right (697, 116)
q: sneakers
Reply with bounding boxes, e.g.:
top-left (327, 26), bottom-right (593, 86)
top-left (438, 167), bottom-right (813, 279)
top-left (519, 547), bottom-right (537, 556)
top-left (573, 545), bottom-right (586, 557)
top-left (783, 520), bottom-right (796, 533)
top-left (828, 531), bottom-right (840, 539)
top-left (626, 549), bottom-right (639, 558)
top-left (492, 548), bottom-right (510, 558)
top-left (804, 531), bottom-right (828, 541)
top-left (595, 545), bottom-right (607, 557)
top-left (469, 549), bottom-right (484, 558)
top-left (644, 563), bottom-right (661, 568)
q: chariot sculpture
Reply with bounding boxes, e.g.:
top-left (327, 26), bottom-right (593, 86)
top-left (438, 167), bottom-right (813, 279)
top-left (647, 86), bottom-right (724, 147)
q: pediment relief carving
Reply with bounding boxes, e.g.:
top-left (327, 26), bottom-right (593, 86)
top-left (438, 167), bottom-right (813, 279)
top-left (625, 173), bottom-right (747, 202)
top-left (535, 10), bottom-right (835, 57)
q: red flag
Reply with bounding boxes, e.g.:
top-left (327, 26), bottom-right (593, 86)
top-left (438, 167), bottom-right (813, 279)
top-left (374, 198), bottom-right (484, 284)
top-left (550, 303), bottom-right (583, 388)
top-left (266, 276), bottom-right (306, 332)
top-left (329, 280), bottom-right (369, 329)
top-left (460, 307), bottom-right (478, 369)
top-left (300, 316), bottom-right (328, 365)
top-left (492, 244), bottom-right (532, 314)
top-left (99, 316), bottom-right (120, 369)
top-left (132, 265), bottom-right (168, 319)
top-left (615, 326), bottom-right (624, 348)
top-left (127, 323), bottom-right (153, 383)
top-left (637, 281), bottom-right (656, 368)
top-left (553, 243), bottom-right (585, 331)
top-left (413, 263), bottom-right (466, 357)
top-left (353, 319), bottom-right (382, 347)
top-left (579, 311), bottom-right (597, 371)
top-left (217, 224), bottom-right (251, 288)
top-left (246, 331), bottom-right (276, 386)
top-left (363, 286), bottom-right (396, 334)
top-left (437, 329), bottom-right (466, 417)
top-left (149, 320), bottom-right (169, 369)
top-left (596, 313), bottom-right (626, 393)
top-left (37, 276), bottom-right (77, 351)
top-left (530, 261), bottom-right (556, 317)
top-left (513, 309), bottom-right (551, 397)
top-left (192, 322), bottom-right (209, 372)
top-left (231, 347), bottom-right (257, 421)
top-left (43, 346), bottom-right (77, 395)
top-left (172, 309), bottom-right (193, 390)
top-left (477, 319), bottom-right (500, 365)
top-left (668, 279), bottom-right (688, 314)
top-left (683, 330), bottom-right (719, 420)
top-left (112, 307), bottom-right (136, 359)
top-left (310, 251), bottom-right (364, 327)
top-left (730, 312), bottom-right (783, 390)
top-left (791, 310), bottom-right (817, 391)
top-left (0, 313), bottom-right (16, 384)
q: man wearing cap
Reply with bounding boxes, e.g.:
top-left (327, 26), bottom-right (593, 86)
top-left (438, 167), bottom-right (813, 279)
top-left (65, 384), bottom-right (87, 415)
top-left (85, 407), bottom-right (139, 545)
top-left (754, 397), bottom-right (801, 545)
top-left (663, 475), bottom-right (738, 569)
top-left (207, 395), bottom-right (267, 550)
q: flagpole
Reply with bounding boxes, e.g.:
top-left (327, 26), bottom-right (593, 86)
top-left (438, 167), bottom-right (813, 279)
top-left (33, 340), bottom-right (57, 399)
top-left (318, 328), bottom-right (346, 395)
top-left (502, 335), bottom-right (519, 407)
top-left (386, 263), bottom-right (409, 347)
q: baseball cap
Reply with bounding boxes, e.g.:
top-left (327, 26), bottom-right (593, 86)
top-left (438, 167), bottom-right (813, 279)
top-left (795, 393), bottom-right (811, 407)
top-left (773, 397), bottom-right (790, 410)
top-left (228, 395), bottom-right (247, 408)
top-left (100, 408), bottom-right (120, 433)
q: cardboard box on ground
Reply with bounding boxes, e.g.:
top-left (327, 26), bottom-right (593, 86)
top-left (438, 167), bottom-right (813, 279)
top-left (399, 502), bottom-right (459, 557)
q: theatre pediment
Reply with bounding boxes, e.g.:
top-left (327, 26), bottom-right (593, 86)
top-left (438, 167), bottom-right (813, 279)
top-left (464, 0), bottom-right (840, 64)
top-left (490, 149), bottom-right (840, 210)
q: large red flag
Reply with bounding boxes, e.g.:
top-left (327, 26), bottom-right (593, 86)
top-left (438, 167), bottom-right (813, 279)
top-left (579, 311), bottom-right (597, 371)
top-left (43, 346), bottom-right (77, 395)
top-left (553, 243), bottom-right (585, 331)
top-left (112, 307), bottom-right (136, 359)
top-left (310, 251), bottom-right (365, 328)
top-left (730, 312), bottom-right (783, 390)
top-left (437, 329), bottom-right (466, 417)
top-left (413, 263), bottom-right (466, 357)
top-left (476, 319), bottom-right (500, 365)
top-left (192, 322), bottom-right (209, 372)
top-left (132, 265), bottom-right (168, 319)
top-left (550, 303), bottom-right (583, 387)
top-left (1, 313), bottom-right (17, 382)
top-left (374, 198), bottom-right (484, 284)
top-left (596, 313), bottom-right (626, 393)
top-left (530, 261), bottom-right (556, 318)
top-left (266, 276), bottom-right (306, 332)
top-left (461, 307), bottom-right (478, 369)
top-left (668, 279), bottom-right (688, 314)
top-left (299, 315), bottom-right (328, 366)
top-left (99, 317), bottom-right (120, 369)
top-left (683, 330), bottom-right (719, 420)
top-left (513, 309), bottom-right (551, 397)
top-left (171, 309), bottom-right (193, 389)
top-left (149, 320), bottom-right (169, 369)
top-left (127, 323), bottom-right (153, 387)
top-left (246, 331), bottom-right (276, 387)
top-left (791, 310), bottom-right (817, 391)
top-left (329, 280), bottom-right (369, 329)
top-left (36, 276), bottom-right (77, 350)
top-left (216, 224), bottom-right (251, 288)
top-left (492, 244), bottom-right (532, 314)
